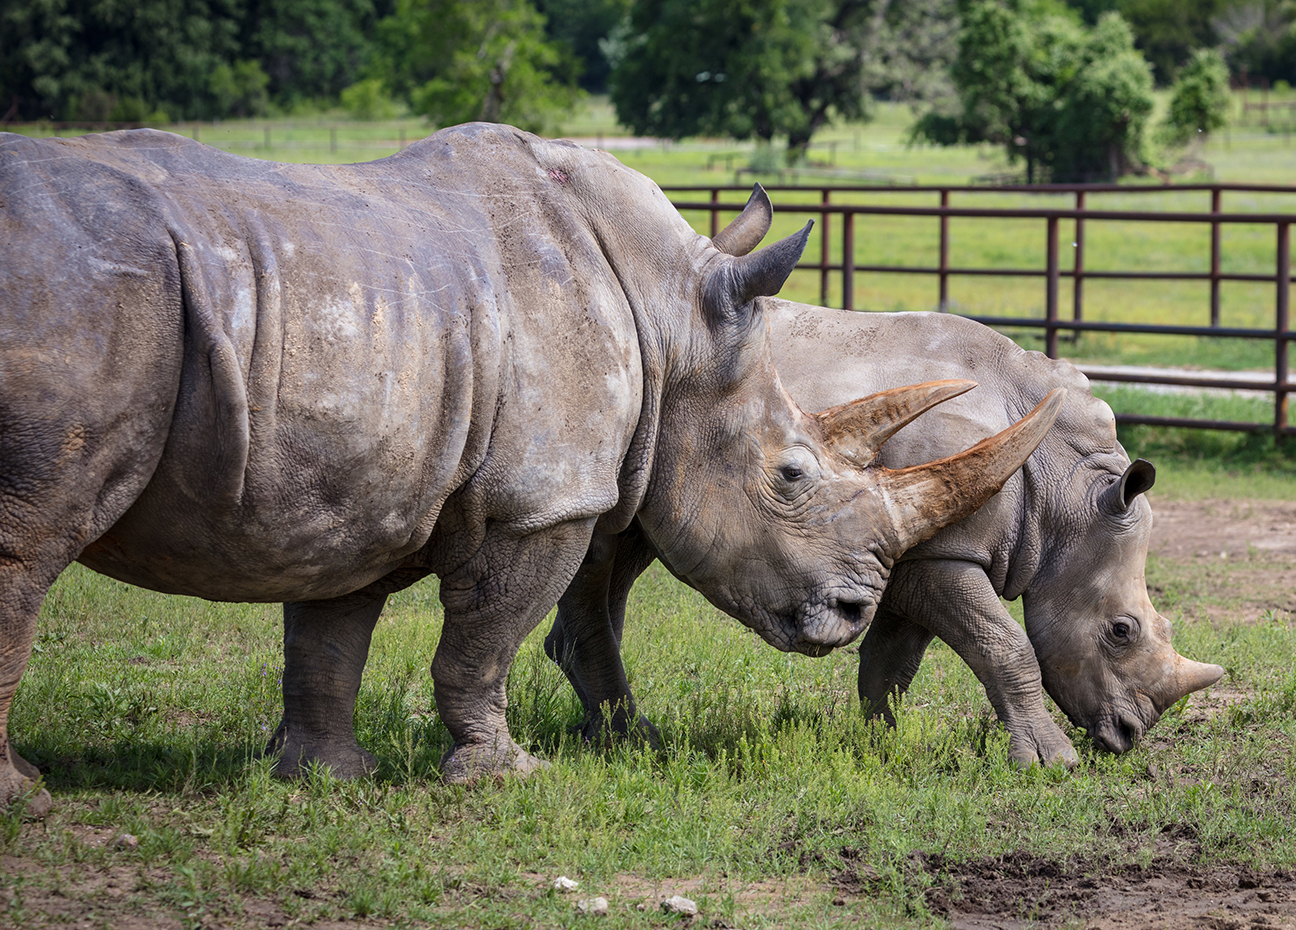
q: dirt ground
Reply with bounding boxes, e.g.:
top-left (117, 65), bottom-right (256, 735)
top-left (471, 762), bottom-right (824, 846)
top-left (909, 497), bottom-right (1296, 930)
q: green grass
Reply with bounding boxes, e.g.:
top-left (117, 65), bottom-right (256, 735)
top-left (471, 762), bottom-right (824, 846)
top-left (5, 555), bottom-right (1295, 928)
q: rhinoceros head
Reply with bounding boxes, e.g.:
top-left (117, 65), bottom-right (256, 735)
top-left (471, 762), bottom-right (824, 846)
top-left (1024, 459), bottom-right (1224, 752)
top-left (621, 186), bottom-right (1064, 656)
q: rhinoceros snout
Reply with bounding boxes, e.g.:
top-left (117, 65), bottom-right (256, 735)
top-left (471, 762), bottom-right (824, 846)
top-left (792, 598), bottom-right (869, 656)
top-left (1091, 714), bottom-right (1143, 754)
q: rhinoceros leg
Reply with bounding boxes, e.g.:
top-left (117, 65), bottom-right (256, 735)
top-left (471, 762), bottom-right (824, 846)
top-left (857, 604), bottom-right (938, 725)
top-left (865, 560), bottom-right (1079, 768)
top-left (0, 566), bottom-right (59, 818)
top-left (545, 526), bottom-right (659, 745)
top-left (268, 591), bottom-right (388, 779)
top-left (433, 518), bottom-right (598, 783)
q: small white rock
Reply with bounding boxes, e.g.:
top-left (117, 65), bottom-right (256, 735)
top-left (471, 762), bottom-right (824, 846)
top-left (661, 895), bottom-right (698, 916)
top-left (553, 875), bottom-right (580, 893)
top-left (577, 896), bottom-right (609, 915)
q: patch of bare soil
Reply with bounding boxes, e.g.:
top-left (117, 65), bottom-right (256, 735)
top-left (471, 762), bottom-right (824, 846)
top-left (1147, 497), bottom-right (1296, 621)
top-left (914, 850), bottom-right (1296, 930)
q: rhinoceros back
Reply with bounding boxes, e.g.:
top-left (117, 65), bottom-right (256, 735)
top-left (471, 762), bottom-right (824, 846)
top-left (1, 128), bottom-right (641, 602)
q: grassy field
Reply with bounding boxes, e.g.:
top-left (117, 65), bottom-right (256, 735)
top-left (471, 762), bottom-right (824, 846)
top-left (5, 542), bottom-right (1294, 928)
top-left (5, 97), bottom-right (1296, 927)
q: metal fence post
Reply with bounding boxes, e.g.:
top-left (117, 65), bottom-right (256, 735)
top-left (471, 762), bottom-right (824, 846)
top-left (1073, 190), bottom-right (1085, 324)
top-left (1211, 188), bottom-right (1223, 327)
top-left (1046, 215), bottom-right (1060, 358)
top-left (1277, 220), bottom-right (1291, 434)
top-left (709, 188), bottom-right (720, 239)
top-left (843, 210), bottom-right (856, 312)
top-left (820, 188), bottom-right (832, 306)
top-left (939, 189), bottom-right (950, 310)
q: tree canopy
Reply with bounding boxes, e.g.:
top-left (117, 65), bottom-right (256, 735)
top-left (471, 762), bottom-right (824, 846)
top-left (608, 0), bottom-right (876, 158)
top-left (913, 1), bottom-right (1155, 182)
top-left (374, 0), bottom-right (582, 133)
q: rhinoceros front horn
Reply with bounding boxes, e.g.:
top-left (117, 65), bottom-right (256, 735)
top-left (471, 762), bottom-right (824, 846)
top-left (1155, 655), bottom-right (1225, 711)
top-left (878, 388), bottom-right (1067, 552)
top-left (711, 184), bottom-right (773, 256)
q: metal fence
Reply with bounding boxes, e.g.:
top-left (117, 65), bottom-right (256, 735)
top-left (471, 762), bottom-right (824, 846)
top-left (665, 183), bottom-right (1296, 436)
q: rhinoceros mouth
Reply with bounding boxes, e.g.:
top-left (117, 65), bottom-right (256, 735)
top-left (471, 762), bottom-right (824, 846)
top-left (1090, 713), bottom-right (1145, 754)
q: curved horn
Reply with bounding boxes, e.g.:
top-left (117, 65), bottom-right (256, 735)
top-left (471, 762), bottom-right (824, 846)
top-left (817, 379), bottom-right (978, 469)
top-left (1155, 655), bottom-right (1225, 711)
top-left (712, 184), bottom-right (773, 256)
top-left (880, 388), bottom-right (1066, 552)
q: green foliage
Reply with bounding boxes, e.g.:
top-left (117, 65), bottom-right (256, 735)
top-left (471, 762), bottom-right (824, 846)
top-left (609, 0), bottom-right (899, 158)
top-left (536, 0), bottom-right (632, 93)
top-left (1216, 0), bottom-right (1296, 87)
top-left (338, 78), bottom-right (400, 120)
top-left (1160, 47), bottom-right (1231, 146)
top-left (0, 0), bottom-right (245, 121)
top-left (375, 0), bottom-right (583, 133)
top-left (208, 59), bottom-right (270, 118)
top-left (1116, 0), bottom-right (1228, 83)
top-left (241, 0), bottom-right (387, 106)
top-left (913, 2), bottom-right (1155, 182)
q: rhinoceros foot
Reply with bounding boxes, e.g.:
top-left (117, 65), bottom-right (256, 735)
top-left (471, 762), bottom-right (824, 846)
top-left (2, 752), bottom-right (52, 820)
top-left (578, 706), bottom-right (662, 750)
top-left (1007, 726), bottom-right (1079, 770)
top-left (265, 723), bottom-right (378, 780)
top-left (440, 736), bottom-right (550, 785)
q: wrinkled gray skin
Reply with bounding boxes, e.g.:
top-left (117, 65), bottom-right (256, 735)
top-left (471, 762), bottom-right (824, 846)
top-left (0, 128), bottom-right (1059, 816)
top-left (547, 300), bottom-right (1224, 767)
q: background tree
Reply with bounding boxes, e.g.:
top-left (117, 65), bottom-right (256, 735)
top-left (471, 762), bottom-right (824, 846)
top-left (1160, 46), bottom-right (1232, 147)
top-left (241, 0), bottom-right (390, 108)
top-left (609, 0), bottom-right (884, 161)
top-left (374, 0), bottom-right (582, 133)
top-left (535, 0), bottom-right (632, 92)
top-left (1215, 0), bottom-right (1296, 87)
top-left (1114, 0), bottom-right (1228, 83)
top-left (0, 0), bottom-right (245, 121)
top-left (912, 1), bottom-right (1154, 182)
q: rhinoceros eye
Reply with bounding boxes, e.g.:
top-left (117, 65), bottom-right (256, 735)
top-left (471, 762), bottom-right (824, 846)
top-left (781, 464), bottom-right (804, 482)
top-left (1110, 620), bottom-right (1132, 642)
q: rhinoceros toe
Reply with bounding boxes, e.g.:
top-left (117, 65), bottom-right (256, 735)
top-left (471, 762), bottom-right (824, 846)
top-left (440, 737), bottom-right (550, 785)
top-left (1008, 727), bottom-right (1079, 769)
top-left (2, 764), bottom-right (51, 820)
top-left (265, 724), bottom-right (379, 781)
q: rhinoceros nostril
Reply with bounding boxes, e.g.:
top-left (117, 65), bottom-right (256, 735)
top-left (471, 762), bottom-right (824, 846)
top-left (838, 601), bottom-right (863, 626)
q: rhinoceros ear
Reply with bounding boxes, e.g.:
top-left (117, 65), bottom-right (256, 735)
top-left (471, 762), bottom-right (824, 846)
top-left (817, 379), bottom-right (978, 468)
top-left (879, 389), bottom-right (1065, 553)
top-left (1103, 458), bottom-right (1156, 514)
top-left (718, 221), bottom-right (814, 309)
top-left (711, 185), bottom-right (773, 256)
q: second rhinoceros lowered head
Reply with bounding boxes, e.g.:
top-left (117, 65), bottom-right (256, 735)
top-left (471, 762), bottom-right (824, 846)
top-left (547, 244), bottom-right (1222, 766)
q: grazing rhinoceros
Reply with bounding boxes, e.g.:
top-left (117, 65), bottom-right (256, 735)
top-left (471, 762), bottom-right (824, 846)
top-left (0, 129), bottom-right (1060, 815)
top-left (547, 298), bottom-right (1224, 767)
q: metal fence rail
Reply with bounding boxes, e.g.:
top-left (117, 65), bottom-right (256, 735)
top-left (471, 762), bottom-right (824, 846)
top-left (665, 183), bottom-right (1296, 436)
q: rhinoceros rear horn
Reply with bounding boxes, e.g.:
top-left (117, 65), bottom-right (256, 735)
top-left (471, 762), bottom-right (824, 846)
top-left (880, 388), bottom-right (1066, 552)
top-left (817, 379), bottom-right (978, 468)
top-left (711, 185), bottom-right (773, 256)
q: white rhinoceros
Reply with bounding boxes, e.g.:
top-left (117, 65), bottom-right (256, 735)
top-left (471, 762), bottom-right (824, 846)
top-left (547, 297), bottom-right (1224, 767)
top-left (0, 128), bottom-right (1060, 815)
